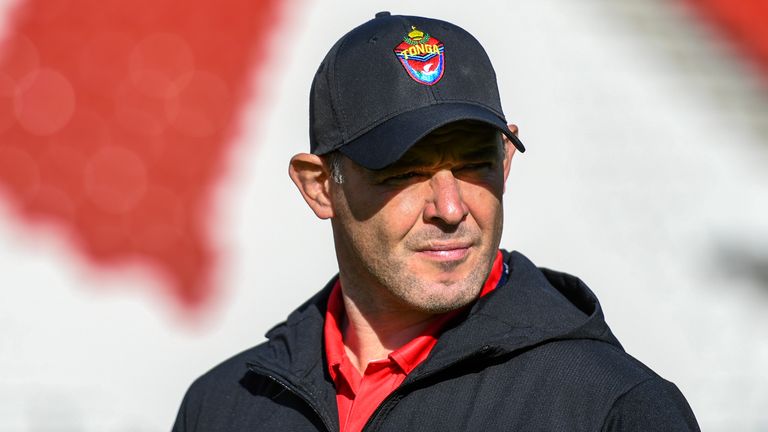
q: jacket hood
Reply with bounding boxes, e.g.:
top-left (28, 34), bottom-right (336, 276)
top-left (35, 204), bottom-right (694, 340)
top-left (417, 250), bottom-right (622, 376)
top-left (248, 250), bottom-right (621, 386)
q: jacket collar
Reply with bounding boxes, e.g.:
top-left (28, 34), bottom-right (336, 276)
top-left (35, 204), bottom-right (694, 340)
top-left (409, 250), bottom-right (620, 380)
top-left (247, 278), bottom-right (338, 431)
top-left (246, 250), bottom-right (620, 421)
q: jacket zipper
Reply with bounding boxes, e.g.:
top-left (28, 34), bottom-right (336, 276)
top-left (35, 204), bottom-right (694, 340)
top-left (247, 363), bottom-right (335, 432)
top-left (361, 345), bottom-right (495, 432)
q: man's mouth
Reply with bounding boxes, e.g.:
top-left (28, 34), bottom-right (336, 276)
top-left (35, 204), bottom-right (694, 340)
top-left (415, 242), bottom-right (473, 261)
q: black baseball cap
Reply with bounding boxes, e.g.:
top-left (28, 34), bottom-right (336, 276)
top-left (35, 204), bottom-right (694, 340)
top-left (309, 11), bottom-right (525, 170)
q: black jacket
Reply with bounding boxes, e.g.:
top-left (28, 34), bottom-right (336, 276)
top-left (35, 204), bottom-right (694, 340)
top-left (173, 250), bottom-right (699, 431)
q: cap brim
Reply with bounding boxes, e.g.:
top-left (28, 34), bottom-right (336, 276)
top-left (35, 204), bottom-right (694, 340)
top-left (339, 102), bottom-right (525, 170)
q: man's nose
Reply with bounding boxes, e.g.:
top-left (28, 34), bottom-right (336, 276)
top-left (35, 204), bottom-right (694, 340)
top-left (423, 170), bottom-right (469, 225)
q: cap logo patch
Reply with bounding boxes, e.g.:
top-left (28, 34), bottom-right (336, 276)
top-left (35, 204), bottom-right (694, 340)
top-left (393, 26), bottom-right (445, 85)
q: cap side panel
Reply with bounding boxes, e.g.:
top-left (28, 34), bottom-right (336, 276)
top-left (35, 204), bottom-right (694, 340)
top-left (331, 34), bottom-right (354, 143)
top-left (428, 25), bottom-right (505, 116)
top-left (310, 39), bottom-right (346, 154)
top-left (431, 98), bottom-right (505, 118)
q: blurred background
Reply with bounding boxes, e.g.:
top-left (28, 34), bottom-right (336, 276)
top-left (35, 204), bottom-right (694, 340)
top-left (0, 0), bottom-right (766, 430)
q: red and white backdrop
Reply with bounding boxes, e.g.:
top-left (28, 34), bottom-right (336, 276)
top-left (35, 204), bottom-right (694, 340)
top-left (1, 0), bottom-right (766, 430)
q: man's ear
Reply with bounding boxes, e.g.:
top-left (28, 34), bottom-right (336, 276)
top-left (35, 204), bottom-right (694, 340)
top-left (501, 124), bottom-right (518, 190)
top-left (288, 153), bottom-right (335, 219)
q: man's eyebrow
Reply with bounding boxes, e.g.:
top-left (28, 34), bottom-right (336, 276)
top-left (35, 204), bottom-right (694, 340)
top-left (461, 144), bottom-right (503, 161)
top-left (386, 157), bottom-right (431, 171)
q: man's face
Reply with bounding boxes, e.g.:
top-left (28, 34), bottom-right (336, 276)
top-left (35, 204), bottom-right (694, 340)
top-left (329, 121), bottom-right (514, 315)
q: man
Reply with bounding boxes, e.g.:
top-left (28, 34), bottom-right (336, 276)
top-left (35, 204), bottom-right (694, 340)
top-left (173, 12), bottom-right (699, 431)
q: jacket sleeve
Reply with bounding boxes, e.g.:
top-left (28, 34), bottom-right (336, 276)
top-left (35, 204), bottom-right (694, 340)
top-left (171, 381), bottom-right (202, 432)
top-left (171, 389), bottom-right (190, 432)
top-left (601, 377), bottom-right (700, 432)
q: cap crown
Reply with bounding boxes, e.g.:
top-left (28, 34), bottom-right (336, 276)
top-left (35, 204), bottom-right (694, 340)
top-left (310, 13), bottom-right (507, 155)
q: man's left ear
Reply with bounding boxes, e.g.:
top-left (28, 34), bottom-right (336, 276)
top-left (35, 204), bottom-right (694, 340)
top-left (288, 153), bottom-right (335, 219)
top-left (501, 124), bottom-right (518, 189)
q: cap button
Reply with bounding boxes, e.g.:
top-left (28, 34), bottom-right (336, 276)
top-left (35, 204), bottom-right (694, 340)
top-left (375, 11), bottom-right (391, 18)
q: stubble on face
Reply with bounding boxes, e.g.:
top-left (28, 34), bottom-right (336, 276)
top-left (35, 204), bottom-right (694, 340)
top-left (329, 122), bottom-right (507, 317)
top-left (347, 221), bottom-right (496, 315)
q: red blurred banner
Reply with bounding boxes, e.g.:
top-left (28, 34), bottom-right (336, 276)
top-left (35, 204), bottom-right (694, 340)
top-left (686, 0), bottom-right (768, 79)
top-left (0, 0), bottom-right (764, 311)
top-left (0, 0), bottom-right (281, 307)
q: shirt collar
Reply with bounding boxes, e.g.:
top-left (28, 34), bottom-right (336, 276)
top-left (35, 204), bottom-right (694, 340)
top-left (324, 279), bottom-right (347, 382)
top-left (324, 250), bottom-right (506, 378)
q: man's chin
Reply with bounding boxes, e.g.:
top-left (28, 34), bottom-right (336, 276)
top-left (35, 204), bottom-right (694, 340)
top-left (408, 285), bottom-right (481, 314)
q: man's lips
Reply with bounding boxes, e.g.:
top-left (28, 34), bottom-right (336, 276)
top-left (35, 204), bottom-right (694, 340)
top-left (414, 242), bottom-right (473, 260)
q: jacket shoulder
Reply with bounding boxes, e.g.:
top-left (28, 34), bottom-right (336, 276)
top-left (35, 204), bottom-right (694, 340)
top-left (601, 376), bottom-right (700, 431)
top-left (521, 338), bottom-right (699, 430)
top-left (193, 343), bottom-right (265, 388)
top-left (172, 342), bottom-right (273, 432)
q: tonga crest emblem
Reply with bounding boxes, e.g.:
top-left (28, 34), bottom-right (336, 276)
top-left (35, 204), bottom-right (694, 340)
top-left (393, 26), bottom-right (445, 85)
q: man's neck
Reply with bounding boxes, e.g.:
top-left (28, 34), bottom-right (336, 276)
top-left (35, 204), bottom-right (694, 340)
top-left (338, 284), bottom-right (438, 373)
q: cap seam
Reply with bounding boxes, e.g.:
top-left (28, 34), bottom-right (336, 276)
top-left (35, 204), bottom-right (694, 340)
top-left (436, 98), bottom-right (505, 117)
top-left (430, 81), bottom-right (442, 102)
top-left (430, 52), bottom-right (444, 102)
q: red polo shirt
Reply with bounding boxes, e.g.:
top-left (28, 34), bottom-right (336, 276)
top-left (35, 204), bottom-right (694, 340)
top-left (324, 251), bottom-right (505, 432)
